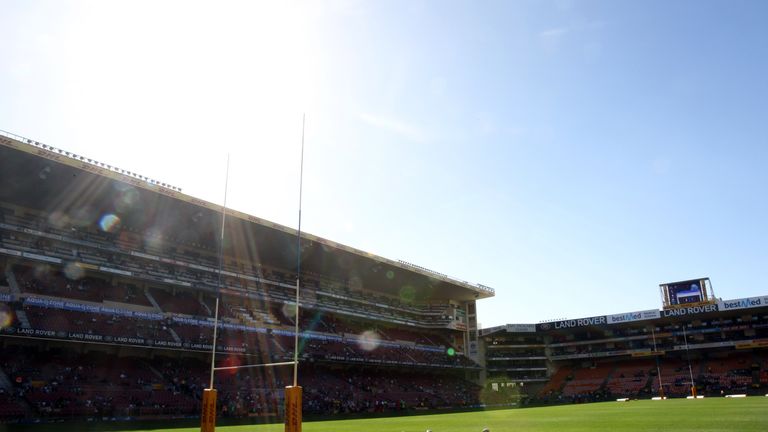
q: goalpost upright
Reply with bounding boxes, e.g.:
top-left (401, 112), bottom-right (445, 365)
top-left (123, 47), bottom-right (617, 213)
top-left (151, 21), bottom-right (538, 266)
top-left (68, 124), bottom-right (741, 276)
top-left (201, 116), bottom-right (306, 432)
top-left (201, 154), bottom-right (230, 432)
top-left (284, 113), bottom-right (307, 432)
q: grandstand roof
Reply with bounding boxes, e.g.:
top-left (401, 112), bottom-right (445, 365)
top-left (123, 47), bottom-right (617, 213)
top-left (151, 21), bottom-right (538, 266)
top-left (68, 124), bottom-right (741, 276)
top-left (480, 294), bottom-right (768, 336)
top-left (0, 130), bottom-right (494, 302)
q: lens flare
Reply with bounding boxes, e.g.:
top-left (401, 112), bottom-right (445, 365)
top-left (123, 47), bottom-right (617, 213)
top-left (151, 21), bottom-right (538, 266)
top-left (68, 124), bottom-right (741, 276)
top-left (0, 304), bottom-right (14, 329)
top-left (99, 214), bottom-right (121, 233)
top-left (144, 228), bottom-right (164, 250)
top-left (305, 311), bottom-right (324, 332)
top-left (386, 270), bottom-right (395, 280)
top-left (47, 210), bottom-right (71, 229)
top-left (71, 206), bottom-right (97, 227)
top-left (63, 262), bottom-right (85, 280)
top-left (113, 186), bottom-right (140, 213)
top-left (357, 330), bottom-right (381, 352)
top-left (32, 264), bottom-right (51, 279)
top-left (446, 347), bottom-right (456, 357)
top-left (281, 302), bottom-right (297, 319)
top-left (399, 285), bottom-right (416, 304)
top-left (348, 275), bottom-right (363, 291)
top-left (220, 355), bottom-right (241, 376)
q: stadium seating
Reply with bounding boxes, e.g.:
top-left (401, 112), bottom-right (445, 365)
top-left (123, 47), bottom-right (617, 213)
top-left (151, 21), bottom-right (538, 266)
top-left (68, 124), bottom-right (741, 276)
top-left (1, 214), bottom-right (461, 327)
top-left (698, 354), bottom-right (755, 394)
top-left (560, 363), bottom-right (613, 398)
top-left (149, 288), bottom-right (208, 316)
top-left (603, 360), bottom-right (653, 397)
top-left (537, 366), bottom-right (571, 397)
top-left (0, 206), bottom-right (481, 423)
top-left (3, 162), bottom-right (768, 428)
top-left (0, 342), bottom-right (484, 420)
top-left (0, 393), bottom-right (27, 420)
top-left (650, 359), bottom-right (701, 396)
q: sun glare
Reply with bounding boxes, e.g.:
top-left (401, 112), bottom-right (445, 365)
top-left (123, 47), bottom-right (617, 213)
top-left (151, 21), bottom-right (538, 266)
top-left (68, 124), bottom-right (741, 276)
top-left (55, 1), bottom-right (325, 222)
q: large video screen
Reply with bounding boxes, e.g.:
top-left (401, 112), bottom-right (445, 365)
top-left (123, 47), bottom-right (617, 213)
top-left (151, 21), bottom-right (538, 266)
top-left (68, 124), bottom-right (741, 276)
top-left (667, 279), bottom-right (704, 305)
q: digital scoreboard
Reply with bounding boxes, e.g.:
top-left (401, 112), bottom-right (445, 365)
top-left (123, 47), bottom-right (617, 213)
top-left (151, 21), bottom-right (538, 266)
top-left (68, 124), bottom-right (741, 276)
top-left (660, 278), bottom-right (715, 309)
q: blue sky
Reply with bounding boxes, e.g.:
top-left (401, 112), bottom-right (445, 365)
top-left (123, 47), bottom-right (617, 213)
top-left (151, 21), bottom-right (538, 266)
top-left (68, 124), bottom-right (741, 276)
top-left (2, 0), bottom-right (767, 327)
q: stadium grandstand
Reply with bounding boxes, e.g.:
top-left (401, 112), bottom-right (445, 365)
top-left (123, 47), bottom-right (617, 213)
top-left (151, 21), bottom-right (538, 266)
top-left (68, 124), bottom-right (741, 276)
top-left (1, 129), bottom-right (767, 426)
top-left (481, 284), bottom-right (768, 405)
top-left (0, 130), bottom-right (493, 423)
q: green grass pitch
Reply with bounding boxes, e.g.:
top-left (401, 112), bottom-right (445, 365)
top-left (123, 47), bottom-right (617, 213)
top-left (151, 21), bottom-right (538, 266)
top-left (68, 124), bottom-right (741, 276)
top-left (110, 397), bottom-right (767, 432)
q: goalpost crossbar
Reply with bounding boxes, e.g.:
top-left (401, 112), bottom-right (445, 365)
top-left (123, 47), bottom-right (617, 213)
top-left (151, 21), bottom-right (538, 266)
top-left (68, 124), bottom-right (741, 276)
top-left (212, 361), bottom-right (297, 372)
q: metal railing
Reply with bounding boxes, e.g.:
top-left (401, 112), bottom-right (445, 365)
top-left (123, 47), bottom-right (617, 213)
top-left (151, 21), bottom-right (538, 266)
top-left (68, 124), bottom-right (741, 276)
top-left (0, 129), bottom-right (182, 192)
top-left (0, 128), bottom-right (496, 296)
top-left (397, 259), bottom-right (495, 295)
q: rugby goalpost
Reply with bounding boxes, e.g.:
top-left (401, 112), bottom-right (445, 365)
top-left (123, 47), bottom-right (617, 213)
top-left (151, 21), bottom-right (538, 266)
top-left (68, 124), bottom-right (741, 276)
top-left (201, 116), bottom-right (307, 432)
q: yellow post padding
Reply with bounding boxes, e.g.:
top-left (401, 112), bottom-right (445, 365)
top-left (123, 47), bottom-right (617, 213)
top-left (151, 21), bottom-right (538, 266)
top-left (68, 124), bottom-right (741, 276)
top-left (201, 388), bottom-right (217, 432)
top-left (284, 386), bottom-right (302, 432)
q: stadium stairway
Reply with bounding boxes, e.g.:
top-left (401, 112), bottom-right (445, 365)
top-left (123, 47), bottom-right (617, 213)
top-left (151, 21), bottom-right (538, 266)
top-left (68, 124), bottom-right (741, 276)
top-left (168, 327), bottom-right (183, 344)
top-left (750, 352), bottom-right (762, 388)
top-left (538, 366), bottom-right (572, 397)
top-left (760, 352), bottom-right (768, 387)
top-left (13, 309), bottom-right (30, 329)
top-left (142, 360), bottom-right (166, 381)
top-left (4, 265), bottom-right (20, 295)
top-left (272, 336), bottom-right (286, 354)
top-left (420, 334), bottom-right (439, 346)
top-left (602, 363), bottom-right (620, 392)
top-left (0, 368), bottom-right (13, 392)
top-left (144, 290), bottom-right (163, 313)
top-left (198, 297), bottom-right (212, 316)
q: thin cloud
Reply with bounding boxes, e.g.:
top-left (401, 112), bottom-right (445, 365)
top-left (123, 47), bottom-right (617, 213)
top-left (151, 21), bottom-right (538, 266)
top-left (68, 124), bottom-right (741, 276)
top-left (539, 21), bottom-right (604, 39)
top-left (539, 27), bottom-right (571, 52)
top-left (539, 27), bottom-right (570, 39)
top-left (358, 112), bottom-right (428, 142)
